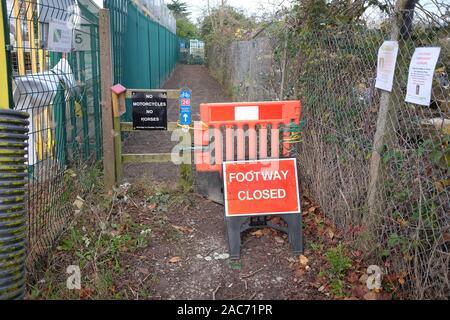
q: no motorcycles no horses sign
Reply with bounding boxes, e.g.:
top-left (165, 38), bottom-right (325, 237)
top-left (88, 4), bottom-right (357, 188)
top-left (223, 158), bottom-right (300, 217)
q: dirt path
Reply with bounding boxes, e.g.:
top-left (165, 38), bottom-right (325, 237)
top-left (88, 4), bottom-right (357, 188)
top-left (118, 65), bottom-right (328, 300)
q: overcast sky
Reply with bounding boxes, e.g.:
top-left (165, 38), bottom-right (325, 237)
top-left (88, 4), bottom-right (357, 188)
top-left (94, 0), bottom-right (284, 23)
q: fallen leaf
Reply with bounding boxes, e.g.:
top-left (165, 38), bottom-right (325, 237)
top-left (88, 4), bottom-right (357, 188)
top-left (351, 250), bottom-right (362, 258)
top-left (119, 224), bottom-right (128, 233)
top-left (352, 285), bottom-right (368, 298)
top-left (73, 196), bottom-right (85, 210)
top-left (299, 255), bottom-right (309, 266)
top-left (274, 236), bottom-right (285, 244)
top-left (110, 230), bottom-right (120, 237)
top-left (363, 291), bottom-right (378, 300)
top-left (347, 272), bottom-right (359, 283)
top-left (326, 228), bottom-right (335, 240)
top-left (359, 274), bottom-right (369, 284)
top-left (398, 277), bottom-right (405, 285)
top-left (251, 230), bottom-right (264, 238)
top-left (147, 203), bottom-right (157, 210)
top-left (169, 256), bottom-right (181, 264)
top-left (434, 181), bottom-right (444, 193)
top-left (294, 268), bottom-right (305, 278)
top-left (172, 225), bottom-right (194, 233)
top-left (397, 218), bottom-right (409, 227)
top-left (79, 287), bottom-right (93, 299)
top-left (314, 216), bottom-right (323, 225)
top-left (308, 206), bottom-right (318, 213)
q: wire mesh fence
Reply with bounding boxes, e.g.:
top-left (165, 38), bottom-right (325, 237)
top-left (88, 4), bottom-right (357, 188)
top-left (206, 0), bottom-right (449, 299)
top-left (6, 0), bottom-right (103, 271)
top-left (136, 0), bottom-right (176, 34)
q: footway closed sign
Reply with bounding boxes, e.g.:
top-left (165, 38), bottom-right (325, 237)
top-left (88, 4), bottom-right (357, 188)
top-left (223, 159), bottom-right (300, 217)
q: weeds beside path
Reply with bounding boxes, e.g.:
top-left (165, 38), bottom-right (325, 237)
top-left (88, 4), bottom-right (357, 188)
top-left (26, 179), bottom-right (391, 300)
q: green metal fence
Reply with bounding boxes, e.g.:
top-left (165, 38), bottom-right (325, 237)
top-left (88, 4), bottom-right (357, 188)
top-left (105, 0), bottom-right (179, 121)
top-left (6, 0), bottom-right (103, 270)
top-left (106, 0), bottom-right (127, 84)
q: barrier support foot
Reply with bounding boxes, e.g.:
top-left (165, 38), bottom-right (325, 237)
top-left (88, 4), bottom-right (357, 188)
top-left (281, 213), bottom-right (303, 255)
top-left (225, 216), bottom-right (247, 260)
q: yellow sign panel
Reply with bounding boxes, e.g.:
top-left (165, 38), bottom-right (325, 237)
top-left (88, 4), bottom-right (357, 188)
top-left (0, 0), bottom-right (10, 109)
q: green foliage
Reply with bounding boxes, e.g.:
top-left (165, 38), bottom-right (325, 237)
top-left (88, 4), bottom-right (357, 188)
top-left (145, 189), bottom-right (170, 212)
top-left (167, 0), bottom-right (198, 39)
top-left (200, 6), bottom-right (255, 42)
top-left (168, 0), bottom-right (189, 19)
top-left (176, 18), bottom-right (198, 39)
top-left (292, 0), bottom-right (388, 30)
top-left (179, 163), bottom-right (193, 193)
top-left (326, 244), bottom-right (352, 277)
top-left (325, 244), bottom-right (352, 296)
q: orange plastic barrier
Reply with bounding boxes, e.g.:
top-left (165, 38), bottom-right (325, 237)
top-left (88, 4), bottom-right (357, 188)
top-left (194, 101), bottom-right (302, 172)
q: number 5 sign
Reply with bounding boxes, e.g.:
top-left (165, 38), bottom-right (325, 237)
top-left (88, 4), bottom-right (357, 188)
top-left (73, 27), bottom-right (91, 51)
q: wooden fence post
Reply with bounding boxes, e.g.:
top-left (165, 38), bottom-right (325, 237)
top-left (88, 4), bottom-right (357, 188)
top-left (367, 0), bottom-right (409, 223)
top-left (111, 84), bottom-right (127, 184)
top-left (99, 9), bottom-right (116, 191)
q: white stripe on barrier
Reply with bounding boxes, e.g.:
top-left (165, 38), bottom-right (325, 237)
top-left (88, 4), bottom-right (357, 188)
top-left (234, 106), bottom-right (259, 121)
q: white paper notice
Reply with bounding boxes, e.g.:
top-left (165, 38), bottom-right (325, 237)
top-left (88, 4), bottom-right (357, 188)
top-left (47, 19), bottom-right (73, 53)
top-left (405, 47), bottom-right (441, 106)
top-left (375, 41), bottom-right (399, 92)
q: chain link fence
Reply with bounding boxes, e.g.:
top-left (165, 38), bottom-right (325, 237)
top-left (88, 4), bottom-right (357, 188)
top-left (207, 0), bottom-right (449, 299)
top-left (6, 0), bottom-right (103, 271)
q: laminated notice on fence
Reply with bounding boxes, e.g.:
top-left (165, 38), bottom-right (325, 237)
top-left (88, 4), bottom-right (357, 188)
top-left (375, 41), bottom-right (399, 92)
top-left (405, 47), bottom-right (441, 106)
top-left (47, 19), bottom-right (73, 53)
top-left (132, 91), bottom-right (168, 130)
top-left (223, 159), bottom-right (300, 217)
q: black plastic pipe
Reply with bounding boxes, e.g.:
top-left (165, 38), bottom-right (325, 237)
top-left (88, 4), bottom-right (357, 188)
top-left (0, 109), bottom-right (29, 300)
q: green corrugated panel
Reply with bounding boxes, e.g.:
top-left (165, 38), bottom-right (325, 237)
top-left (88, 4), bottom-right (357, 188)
top-left (150, 21), bottom-right (159, 88)
top-left (108, 0), bottom-right (179, 121)
top-left (140, 12), bottom-right (151, 88)
top-left (158, 24), bottom-right (163, 86)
